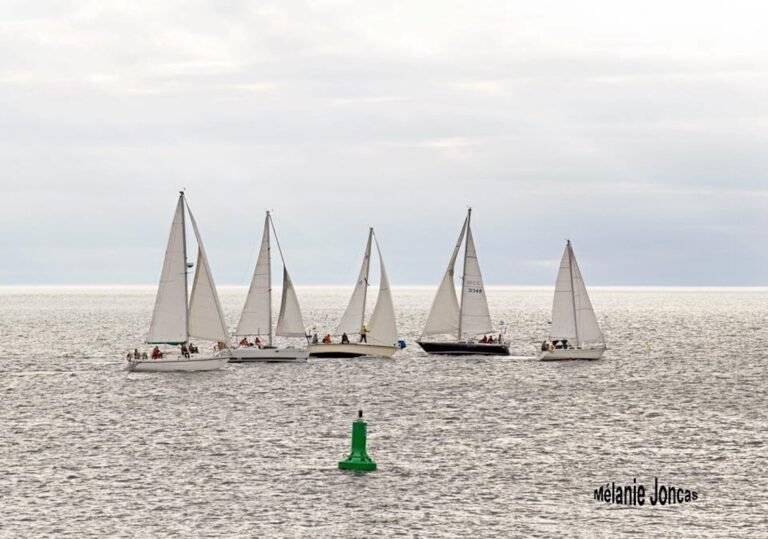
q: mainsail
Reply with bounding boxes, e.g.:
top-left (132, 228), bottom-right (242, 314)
top-left (146, 195), bottom-right (189, 344)
top-left (550, 241), bottom-right (603, 347)
top-left (186, 203), bottom-right (231, 346)
top-left (335, 228), bottom-right (373, 336)
top-left (236, 214), bottom-right (272, 337)
top-left (366, 236), bottom-right (398, 346)
top-left (421, 217), bottom-right (467, 338)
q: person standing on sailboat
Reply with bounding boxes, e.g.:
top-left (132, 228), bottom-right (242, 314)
top-left (307, 227), bottom-right (400, 359)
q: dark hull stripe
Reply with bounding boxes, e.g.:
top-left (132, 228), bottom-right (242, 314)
top-left (228, 358), bottom-right (305, 363)
top-left (417, 341), bottom-right (511, 356)
top-left (310, 352), bottom-right (373, 358)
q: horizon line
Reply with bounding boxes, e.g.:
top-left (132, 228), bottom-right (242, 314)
top-left (0, 284), bottom-right (767, 291)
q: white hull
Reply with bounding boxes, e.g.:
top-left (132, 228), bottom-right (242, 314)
top-left (308, 343), bottom-right (397, 358)
top-left (538, 348), bottom-right (605, 361)
top-left (126, 355), bottom-right (229, 372)
top-left (225, 347), bottom-right (308, 363)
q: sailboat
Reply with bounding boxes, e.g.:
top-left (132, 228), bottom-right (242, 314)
top-left (417, 208), bottom-right (509, 356)
top-left (308, 227), bottom-right (399, 358)
top-left (538, 240), bottom-right (606, 361)
top-left (227, 211), bottom-right (309, 363)
top-left (126, 191), bottom-right (231, 372)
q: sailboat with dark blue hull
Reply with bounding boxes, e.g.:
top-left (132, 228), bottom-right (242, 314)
top-left (417, 340), bottom-right (509, 356)
top-left (416, 208), bottom-right (509, 356)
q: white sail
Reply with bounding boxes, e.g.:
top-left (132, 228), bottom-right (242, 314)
top-left (551, 246), bottom-right (577, 342)
top-left (421, 217), bottom-right (467, 337)
top-left (236, 215), bottom-right (272, 337)
top-left (335, 229), bottom-right (372, 336)
top-left (367, 237), bottom-right (398, 346)
top-left (275, 268), bottom-right (306, 337)
top-left (186, 204), bottom-right (231, 345)
top-left (571, 251), bottom-right (603, 346)
top-left (550, 241), bottom-right (603, 347)
top-left (146, 196), bottom-right (188, 344)
top-left (459, 223), bottom-right (493, 337)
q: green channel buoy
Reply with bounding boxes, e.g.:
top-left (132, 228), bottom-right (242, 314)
top-left (338, 410), bottom-right (377, 472)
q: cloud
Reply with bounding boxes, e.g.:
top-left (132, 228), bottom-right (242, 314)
top-left (0, 0), bottom-right (766, 285)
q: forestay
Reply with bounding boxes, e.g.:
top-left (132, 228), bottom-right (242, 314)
top-left (147, 196), bottom-right (188, 344)
top-left (367, 238), bottom-right (398, 346)
top-left (186, 204), bottom-right (231, 346)
top-left (335, 229), bottom-right (372, 336)
top-left (421, 217), bottom-right (467, 338)
top-left (459, 225), bottom-right (493, 337)
top-left (550, 241), bottom-right (603, 347)
top-left (236, 215), bottom-right (272, 336)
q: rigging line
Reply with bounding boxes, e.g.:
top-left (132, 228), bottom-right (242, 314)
top-left (268, 212), bottom-right (289, 268)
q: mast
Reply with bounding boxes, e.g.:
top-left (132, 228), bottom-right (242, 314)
top-left (457, 207), bottom-right (471, 340)
top-left (180, 191), bottom-right (190, 344)
top-left (266, 211), bottom-right (273, 346)
top-left (361, 227), bottom-right (373, 331)
top-left (567, 240), bottom-right (579, 346)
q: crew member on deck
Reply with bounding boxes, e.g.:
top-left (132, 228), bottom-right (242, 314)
top-left (341, 332), bottom-right (350, 344)
top-left (360, 325), bottom-right (368, 343)
top-left (322, 334), bottom-right (332, 344)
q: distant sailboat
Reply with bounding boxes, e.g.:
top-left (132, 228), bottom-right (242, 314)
top-left (308, 227), bottom-right (399, 358)
top-left (227, 211), bottom-right (309, 363)
top-left (538, 240), bottom-right (606, 361)
top-left (417, 208), bottom-right (509, 356)
top-left (126, 191), bottom-right (231, 372)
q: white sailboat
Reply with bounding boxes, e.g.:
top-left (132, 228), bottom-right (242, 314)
top-left (126, 191), bottom-right (231, 372)
top-left (417, 208), bottom-right (509, 355)
top-left (227, 211), bottom-right (309, 363)
top-left (308, 227), bottom-right (399, 358)
top-left (538, 240), bottom-right (606, 361)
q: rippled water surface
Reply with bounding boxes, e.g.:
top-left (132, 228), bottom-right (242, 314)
top-left (1, 287), bottom-right (767, 537)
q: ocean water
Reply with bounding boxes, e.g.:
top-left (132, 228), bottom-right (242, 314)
top-left (0, 286), bottom-right (766, 537)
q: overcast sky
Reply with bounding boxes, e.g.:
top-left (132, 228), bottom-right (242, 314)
top-left (0, 0), bottom-right (766, 286)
